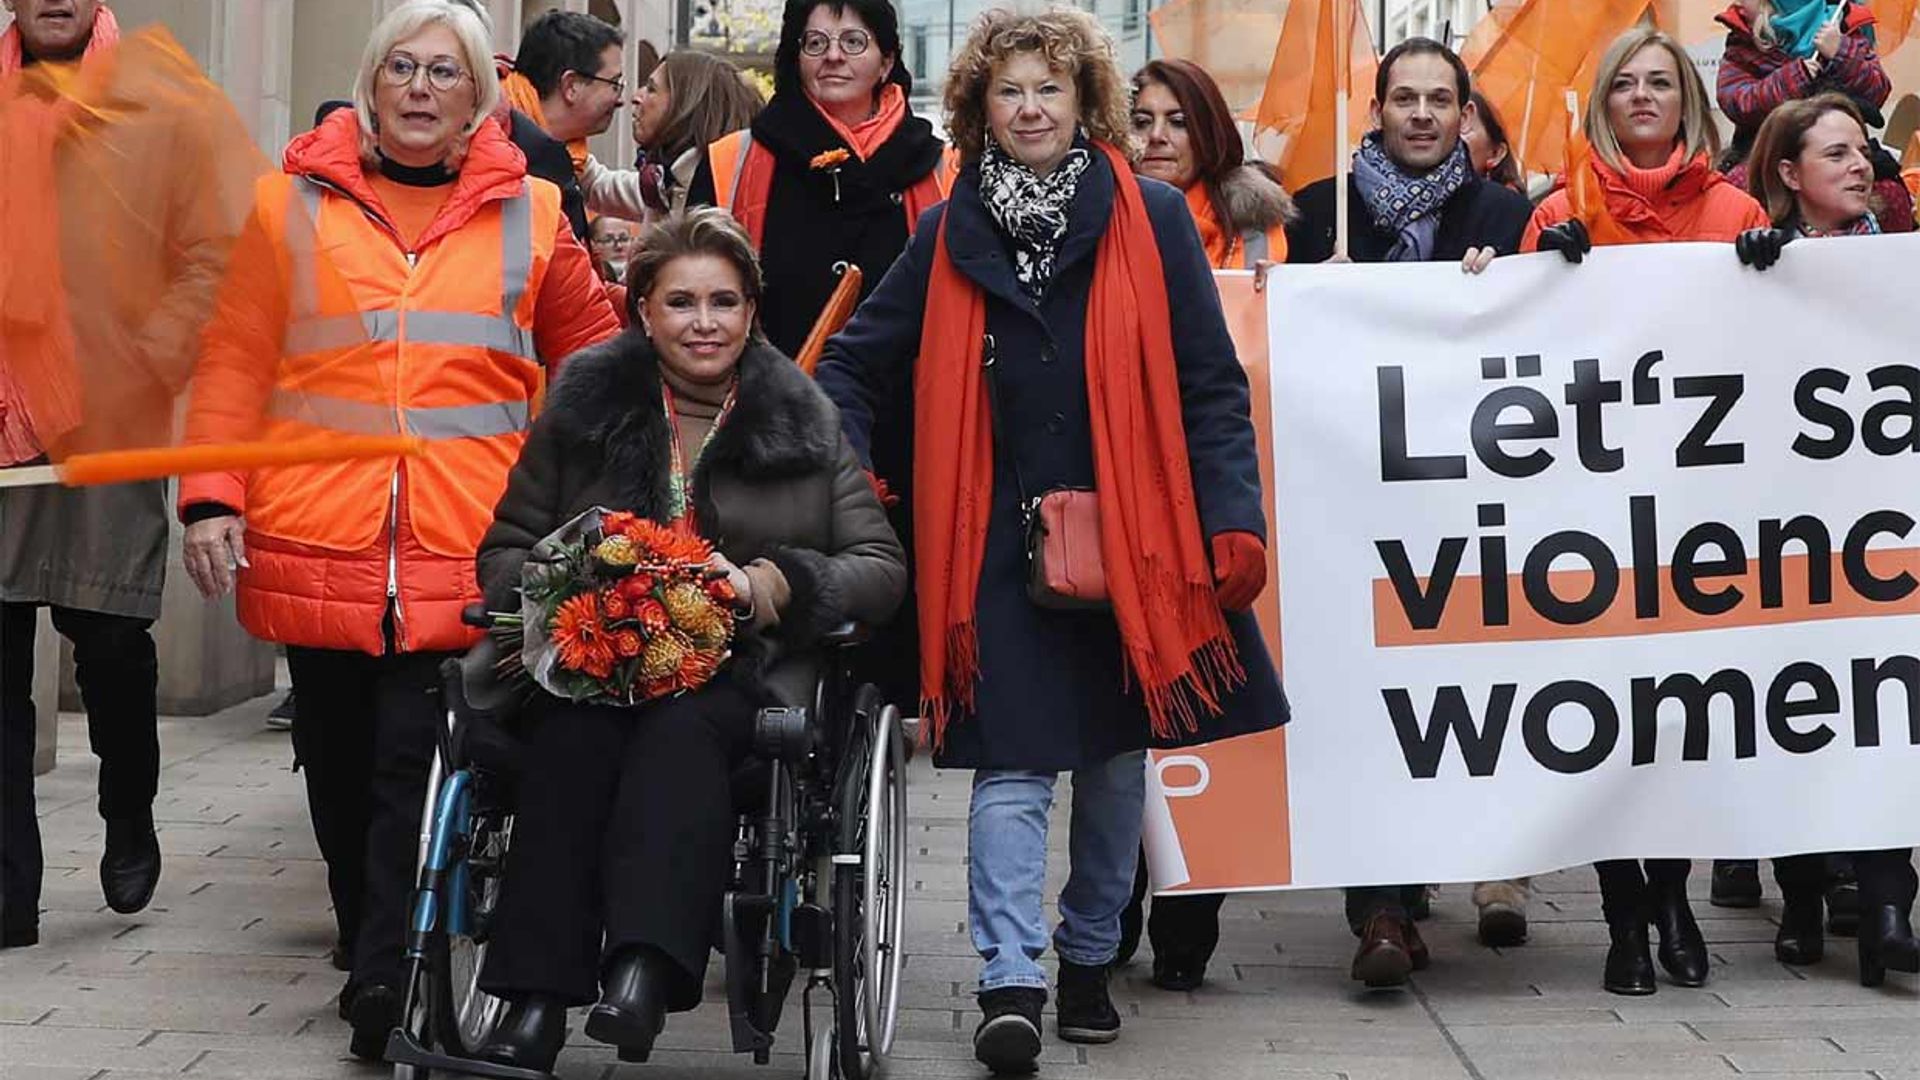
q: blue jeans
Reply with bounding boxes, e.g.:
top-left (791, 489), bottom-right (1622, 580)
top-left (967, 751), bottom-right (1146, 992)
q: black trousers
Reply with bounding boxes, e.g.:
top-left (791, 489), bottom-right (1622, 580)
top-left (479, 682), bottom-right (757, 1009)
top-left (1345, 885), bottom-right (1427, 934)
top-left (1775, 849), bottom-right (1917, 910)
top-left (285, 646), bottom-right (453, 991)
top-left (1594, 859), bottom-right (1691, 924)
top-left (1125, 851), bottom-right (1226, 960)
top-left (1, 602), bottom-right (159, 930)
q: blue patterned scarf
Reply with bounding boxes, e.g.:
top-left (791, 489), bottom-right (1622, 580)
top-left (1351, 132), bottom-right (1472, 263)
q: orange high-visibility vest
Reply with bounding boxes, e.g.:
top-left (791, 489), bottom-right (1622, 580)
top-left (184, 137), bottom-right (574, 654)
top-left (706, 129), bottom-right (957, 248)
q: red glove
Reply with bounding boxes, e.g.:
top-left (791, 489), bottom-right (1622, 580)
top-left (1211, 531), bottom-right (1267, 612)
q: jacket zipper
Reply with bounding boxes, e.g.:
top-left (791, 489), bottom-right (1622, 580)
top-left (321, 177), bottom-right (419, 651)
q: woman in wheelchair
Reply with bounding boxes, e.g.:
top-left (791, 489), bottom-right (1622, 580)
top-left (469, 208), bottom-right (907, 1072)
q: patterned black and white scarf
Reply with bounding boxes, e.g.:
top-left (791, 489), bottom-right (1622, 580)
top-left (978, 138), bottom-right (1093, 302)
top-left (1351, 131), bottom-right (1472, 262)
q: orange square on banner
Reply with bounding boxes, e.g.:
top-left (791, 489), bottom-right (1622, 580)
top-left (1152, 273), bottom-right (1292, 893)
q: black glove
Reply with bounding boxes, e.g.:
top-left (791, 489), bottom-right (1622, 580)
top-left (1537, 218), bottom-right (1592, 264)
top-left (1736, 227), bottom-right (1793, 271)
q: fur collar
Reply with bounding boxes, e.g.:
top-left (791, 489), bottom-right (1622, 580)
top-left (541, 328), bottom-right (842, 526)
top-left (1218, 163), bottom-right (1297, 235)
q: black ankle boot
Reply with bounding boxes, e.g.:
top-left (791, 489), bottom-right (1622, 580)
top-left (1775, 892), bottom-right (1825, 966)
top-left (1858, 904), bottom-right (1920, 988)
top-left (585, 947), bottom-right (673, 1062)
top-left (100, 816), bottom-right (161, 915)
top-left (1649, 882), bottom-right (1709, 987)
top-left (1603, 919), bottom-right (1656, 996)
top-left (478, 995), bottom-right (567, 1072)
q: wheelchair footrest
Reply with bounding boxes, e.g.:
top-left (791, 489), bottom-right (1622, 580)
top-left (384, 1028), bottom-right (554, 1080)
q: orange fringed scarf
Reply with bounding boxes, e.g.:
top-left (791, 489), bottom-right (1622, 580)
top-left (912, 141), bottom-right (1244, 747)
top-left (0, 3), bottom-right (122, 462)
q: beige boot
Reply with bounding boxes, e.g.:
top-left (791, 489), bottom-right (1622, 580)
top-left (1473, 878), bottom-right (1530, 947)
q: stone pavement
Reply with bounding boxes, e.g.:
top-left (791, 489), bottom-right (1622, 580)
top-left (3, 691), bottom-right (1918, 1080)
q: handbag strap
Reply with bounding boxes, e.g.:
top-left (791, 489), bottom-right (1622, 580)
top-left (980, 332), bottom-right (1037, 515)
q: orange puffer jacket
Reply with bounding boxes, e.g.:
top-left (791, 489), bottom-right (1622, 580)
top-left (180, 110), bottom-right (620, 655)
top-left (1525, 147), bottom-right (1770, 249)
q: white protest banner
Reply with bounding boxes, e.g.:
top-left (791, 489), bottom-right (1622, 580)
top-left (1145, 237), bottom-right (1920, 893)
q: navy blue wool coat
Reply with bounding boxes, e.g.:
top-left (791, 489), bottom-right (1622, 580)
top-left (815, 145), bottom-right (1288, 771)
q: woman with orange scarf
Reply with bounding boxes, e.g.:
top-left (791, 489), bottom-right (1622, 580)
top-left (1523, 28), bottom-right (1767, 999)
top-left (816, 9), bottom-right (1285, 1075)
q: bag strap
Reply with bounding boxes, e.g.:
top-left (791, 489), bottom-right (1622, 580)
top-left (980, 332), bottom-right (1035, 516)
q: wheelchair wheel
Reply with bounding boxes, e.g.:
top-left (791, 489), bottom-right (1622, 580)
top-left (830, 686), bottom-right (908, 1079)
top-left (424, 805), bottom-right (513, 1058)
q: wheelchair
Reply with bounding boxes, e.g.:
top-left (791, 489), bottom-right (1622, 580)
top-left (385, 614), bottom-right (911, 1080)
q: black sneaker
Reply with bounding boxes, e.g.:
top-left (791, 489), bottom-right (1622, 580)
top-left (1710, 860), bottom-right (1762, 909)
top-left (1055, 960), bottom-right (1120, 1045)
top-left (973, 987), bottom-right (1044, 1075)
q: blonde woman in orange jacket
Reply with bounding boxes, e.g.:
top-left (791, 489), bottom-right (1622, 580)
top-left (177, 1), bottom-right (618, 1060)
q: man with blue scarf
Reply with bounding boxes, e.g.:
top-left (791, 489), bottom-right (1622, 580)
top-left (1284, 37), bottom-right (1533, 988)
top-left (1287, 37), bottom-right (1530, 271)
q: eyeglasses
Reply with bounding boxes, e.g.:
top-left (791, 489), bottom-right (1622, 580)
top-left (380, 53), bottom-right (471, 93)
top-left (575, 70), bottom-right (626, 96)
top-left (800, 29), bottom-right (872, 57)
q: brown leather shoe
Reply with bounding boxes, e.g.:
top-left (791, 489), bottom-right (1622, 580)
top-left (1351, 912), bottom-right (1414, 988)
top-left (1404, 917), bottom-right (1432, 971)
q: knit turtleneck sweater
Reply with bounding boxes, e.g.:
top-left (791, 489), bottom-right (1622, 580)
top-left (1615, 143), bottom-right (1690, 201)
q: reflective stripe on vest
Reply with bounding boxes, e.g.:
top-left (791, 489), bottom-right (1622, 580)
top-left (283, 178), bottom-right (537, 362)
top-left (720, 131), bottom-right (753, 212)
top-left (268, 388), bottom-right (532, 441)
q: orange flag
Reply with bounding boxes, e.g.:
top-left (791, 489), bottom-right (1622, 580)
top-left (1254, 0), bottom-right (1378, 193)
top-left (1462, 0), bottom-right (1672, 179)
top-left (1148, 0), bottom-right (1290, 116)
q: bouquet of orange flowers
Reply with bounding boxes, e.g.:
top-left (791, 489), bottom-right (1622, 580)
top-left (496, 508), bottom-right (739, 705)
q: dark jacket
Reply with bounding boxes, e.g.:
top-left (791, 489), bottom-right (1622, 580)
top-left (815, 147), bottom-right (1288, 771)
top-left (508, 109), bottom-right (590, 242)
top-left (478, 332), bottom-right (907, 705)
top-left (687, 91), bottom-right (945, 358)
top-left (1286, 170), bottom-right (1532, 264)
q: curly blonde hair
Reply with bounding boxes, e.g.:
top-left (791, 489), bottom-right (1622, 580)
top-left (942, 6), bottom-right (1134, 164)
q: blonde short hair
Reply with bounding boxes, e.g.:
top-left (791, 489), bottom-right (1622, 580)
top-left (353, 0), bottom-right (502, 168)
top-left (1585, 28), bottom-right (1719, 172)
top-left (942, 6), bottom-right (1133, 164)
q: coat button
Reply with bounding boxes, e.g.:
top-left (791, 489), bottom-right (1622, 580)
top-left (1046, 412), bottom-right (1065, 435)
top-left (1040, 345), bottom-right (1056, 364)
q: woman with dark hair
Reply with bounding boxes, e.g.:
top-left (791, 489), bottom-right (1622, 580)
top-left (471, 208), bottom-right (906, 1071)
top-left (1112, 56), bottom-right (1290, 994)
top-left (1729, 93), bottom-right (1919, 989)
top-left (818, 8), bottom-right (1285, 1072)
top-left (1463, 89), bottom-right (1524, 191)
top-left (687, 0), bottom-right (951, 357)
top-left (1130, 58), bottom-right (1294, 269)
top-left (581, 50), bottom-right (765, 221)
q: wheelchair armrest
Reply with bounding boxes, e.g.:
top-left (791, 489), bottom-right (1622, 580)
top-left (818, 622), bottom-right (869, 648)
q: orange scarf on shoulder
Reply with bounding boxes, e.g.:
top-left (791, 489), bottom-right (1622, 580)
top-left (912, 142), bottom-right (1242, 745)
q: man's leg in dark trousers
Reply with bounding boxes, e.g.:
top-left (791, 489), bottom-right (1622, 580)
top-left (0, 603), bottom-right (44, 935)
top-left (480, 702), bottom-right (631, 1005)
top-left (286, 648), bottom-right (380, 963)
top-left (48, 608), bottom-right (159, 827)
top-left (601, 684), bottom-right (756, 1012)
top-left (351, 652), bottom-right (448, 992)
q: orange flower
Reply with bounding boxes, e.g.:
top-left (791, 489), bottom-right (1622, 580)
top-left (612, 628), bottom-right (643, 658)
top-left (551, 593), bottom-right (616, 679)
top-left (705, 576), bottom-right (737, 605)
top-left (618, 573), bottom-right (658, 604)
top-left (810, 148), bottom-right (850, 170)
top-left (636, 598), bottom-right (670, 634)
top-left (602, 588), bottom-right (632, 621)
top-left (601, 510), bottom-right (642, 537)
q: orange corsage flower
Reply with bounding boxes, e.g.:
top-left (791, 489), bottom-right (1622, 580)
top-left (810, 148), bottom-right (851, 170)
top-left (551, 593), bottom-right (616, 679)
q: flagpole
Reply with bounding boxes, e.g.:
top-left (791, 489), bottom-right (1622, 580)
top-left (1334, 0), bottom-right (1352, 259)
